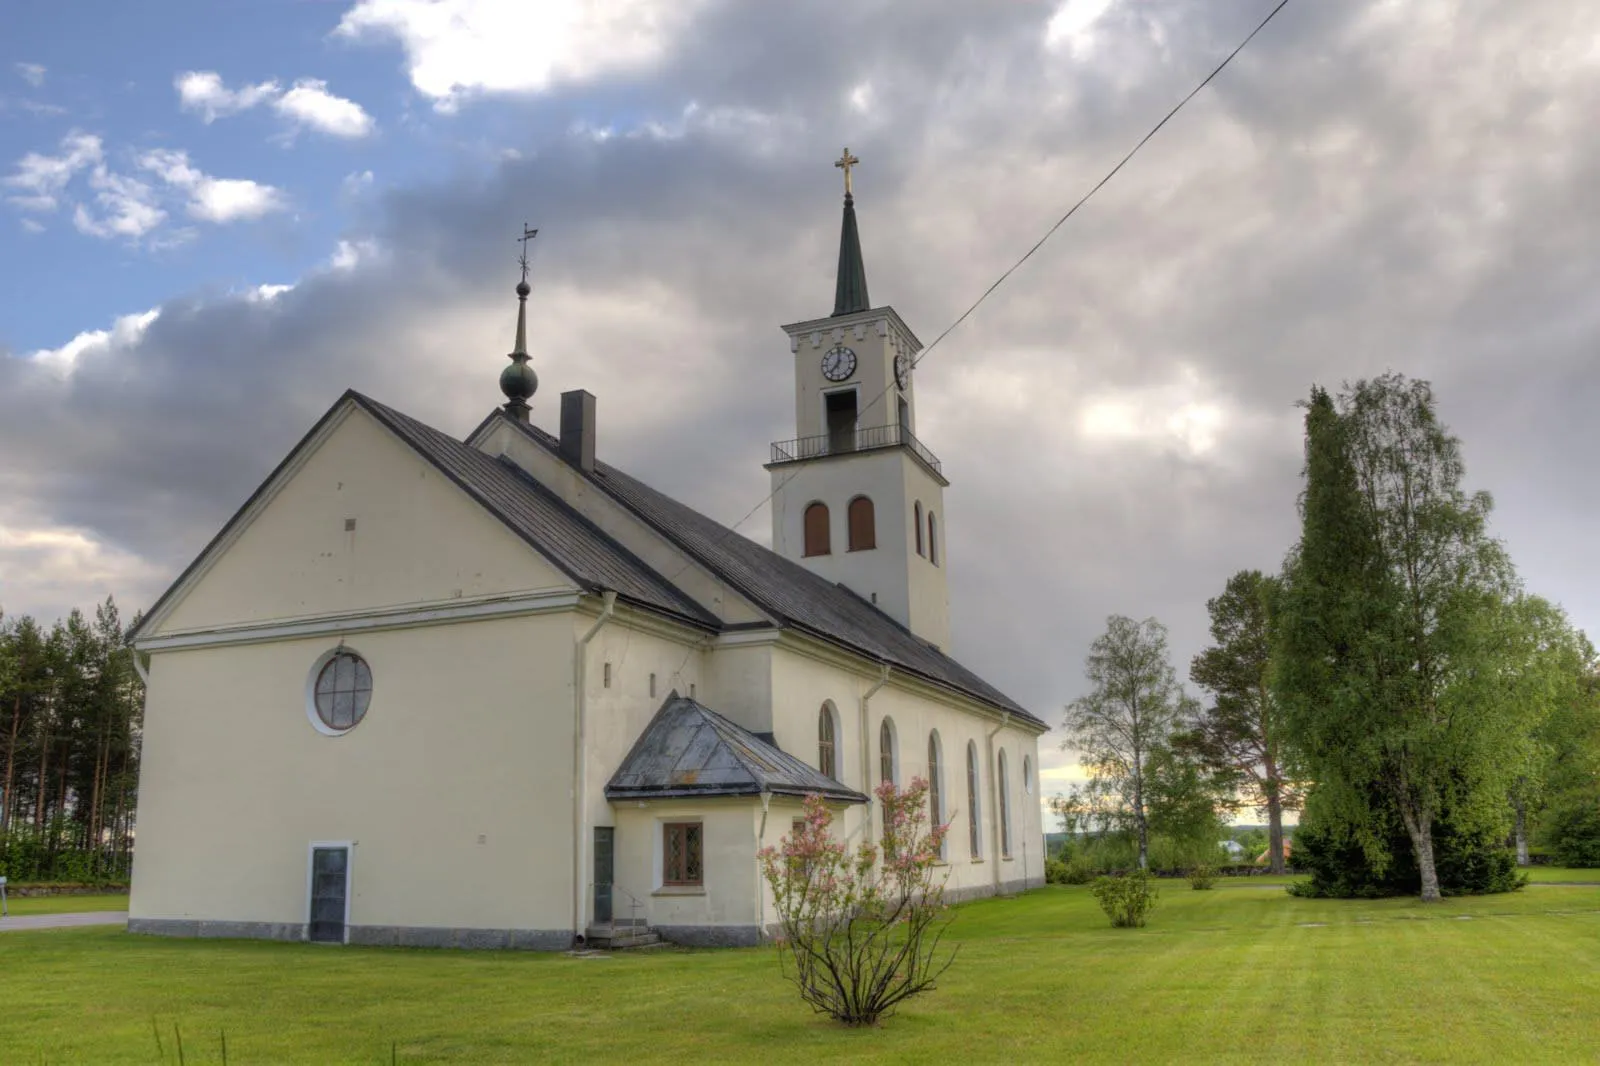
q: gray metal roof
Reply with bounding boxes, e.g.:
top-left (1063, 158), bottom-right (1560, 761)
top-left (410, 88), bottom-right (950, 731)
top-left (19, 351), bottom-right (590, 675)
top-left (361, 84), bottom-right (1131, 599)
top-left (498, 417), bottom-right (1041, 727)
top-left (356, 394), bottom-right (720, 627)
top-left (606, 696), bottom-right (868, 803)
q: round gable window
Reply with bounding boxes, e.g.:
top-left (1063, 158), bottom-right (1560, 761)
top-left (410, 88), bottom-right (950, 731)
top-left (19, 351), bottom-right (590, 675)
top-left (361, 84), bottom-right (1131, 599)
top-left (307, 649), bottom-right (372, 735)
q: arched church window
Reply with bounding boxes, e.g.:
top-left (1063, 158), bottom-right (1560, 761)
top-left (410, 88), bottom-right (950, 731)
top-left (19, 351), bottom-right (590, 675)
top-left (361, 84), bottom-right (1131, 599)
top-left (998, 749), bottom-right (1013, 859)
top-left (803, 502), bottom-right (831, 557)
top-left (818, 703), bottom-right (838, 779)
top-left (879, 718), bottom-right (896, 785)
top-left (1023, 754), bottom-right (1034, 795)
top-left (928, 731), bottom-right (946, 859)
top-left (928, 511), bottom-right (940, 567)
top-left (914, 501), bottom-right (924, 556)
top-left (966, 740), bottom-right (982, 859)
top-left (848, 496), bottom-right (876, 551)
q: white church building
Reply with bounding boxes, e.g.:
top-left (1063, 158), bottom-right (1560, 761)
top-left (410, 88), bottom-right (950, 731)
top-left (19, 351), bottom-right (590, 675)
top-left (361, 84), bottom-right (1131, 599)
top-left (126, 155), bottom-right (1047, 949)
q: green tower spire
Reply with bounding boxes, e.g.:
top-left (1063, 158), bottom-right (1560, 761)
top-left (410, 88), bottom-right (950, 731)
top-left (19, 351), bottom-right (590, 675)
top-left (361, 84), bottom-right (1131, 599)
top-left (831, 148), bottom-right (870, 317)
top-left (500, 225), bottom-right (539, 422)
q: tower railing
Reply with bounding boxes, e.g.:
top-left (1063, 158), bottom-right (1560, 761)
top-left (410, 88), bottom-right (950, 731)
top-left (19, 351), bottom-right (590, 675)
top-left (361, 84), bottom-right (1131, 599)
top-left (769, 423), bottom-right (942, 476)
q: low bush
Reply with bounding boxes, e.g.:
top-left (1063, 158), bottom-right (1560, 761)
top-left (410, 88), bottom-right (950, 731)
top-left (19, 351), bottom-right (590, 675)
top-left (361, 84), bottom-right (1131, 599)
top-left (1187, 864), bottom-right (1216, 890)
top-left (1090, 870), bottom-right (1158, 928)
top-left (0, 826), bottom-right (131, 885)
top-left (1290, 801), bottom-right (1526, 898)
top-left (1540, 790), bottom-right (1600, 868)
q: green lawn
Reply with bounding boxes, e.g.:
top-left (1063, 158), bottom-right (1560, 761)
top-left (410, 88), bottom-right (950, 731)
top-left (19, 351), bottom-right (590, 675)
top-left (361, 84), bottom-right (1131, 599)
top-left (2, 892), bottom-right (129, 916)
top-left (3, 883), bottom-right (1598, 1064)
top-left (1525, 866), bottom-right (1600, 883)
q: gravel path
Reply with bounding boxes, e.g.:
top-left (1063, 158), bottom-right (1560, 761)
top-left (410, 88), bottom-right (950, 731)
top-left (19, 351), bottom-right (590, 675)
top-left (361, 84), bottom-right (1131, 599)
top-left (0, 911), bottom-right (127, 931)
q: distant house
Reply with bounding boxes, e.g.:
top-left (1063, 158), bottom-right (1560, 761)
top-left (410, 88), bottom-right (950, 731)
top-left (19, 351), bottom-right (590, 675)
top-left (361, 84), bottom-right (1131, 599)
top-left (1256, 839), bottom-right (1294, 865)
top-left (1219, 840), bottom-right (1244, 859)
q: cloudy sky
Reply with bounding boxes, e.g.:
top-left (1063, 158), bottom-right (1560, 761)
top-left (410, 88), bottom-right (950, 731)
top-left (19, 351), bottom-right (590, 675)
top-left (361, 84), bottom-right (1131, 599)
top-left (3, 0), bottom-right (1598, 813)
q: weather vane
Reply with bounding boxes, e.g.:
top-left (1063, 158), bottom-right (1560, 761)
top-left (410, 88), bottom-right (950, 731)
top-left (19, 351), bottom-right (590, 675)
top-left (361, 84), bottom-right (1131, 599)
top-left (834, 147), bottom-right (859, 197)
top-left (517, 224), bottom-right (539, 286)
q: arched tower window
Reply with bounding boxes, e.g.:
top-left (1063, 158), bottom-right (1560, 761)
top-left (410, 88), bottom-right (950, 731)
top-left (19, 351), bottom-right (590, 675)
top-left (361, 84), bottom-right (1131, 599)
top-left (928, 731), bottom-right (946, 859)
top-left (818, 703), bottom-right (838, 779)
top-left (803, 502), bottom-right (831, 557)
top-left (998, 749), bottom-right (1013, 859)
top-left (966, 740), bottom-right (982, 859)
top-left (914, 501), bottom-right (924, 556)
top-left (1023, 754), bottom-right (1034, 795)
top-left (879, 718), bottom-right (896, 785)
top-left (847, 496), bottom-right (876, 551)
top-left (928, 511), bottom-right (940, 567)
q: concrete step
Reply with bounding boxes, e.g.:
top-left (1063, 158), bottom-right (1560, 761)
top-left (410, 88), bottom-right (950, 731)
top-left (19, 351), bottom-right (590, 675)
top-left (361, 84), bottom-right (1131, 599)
top-left (601, 932), bottom-right (662, 950)
top-left (584, 923), bottom-right (661, 950)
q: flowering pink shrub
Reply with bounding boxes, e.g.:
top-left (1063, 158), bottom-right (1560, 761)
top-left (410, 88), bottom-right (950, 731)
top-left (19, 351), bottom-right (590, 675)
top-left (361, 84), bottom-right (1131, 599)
top-left (759, 778), bottom-right (955, 1026)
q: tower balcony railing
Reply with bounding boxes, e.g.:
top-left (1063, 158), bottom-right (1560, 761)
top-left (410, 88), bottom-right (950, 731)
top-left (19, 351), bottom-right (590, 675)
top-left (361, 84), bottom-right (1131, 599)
top-left (769, 423), bottom-right (943, 476)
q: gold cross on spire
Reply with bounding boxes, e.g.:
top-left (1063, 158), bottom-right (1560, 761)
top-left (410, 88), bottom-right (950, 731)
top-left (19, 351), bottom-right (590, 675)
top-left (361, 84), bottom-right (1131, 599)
top-left (834, 147), bottom-right (859, 197)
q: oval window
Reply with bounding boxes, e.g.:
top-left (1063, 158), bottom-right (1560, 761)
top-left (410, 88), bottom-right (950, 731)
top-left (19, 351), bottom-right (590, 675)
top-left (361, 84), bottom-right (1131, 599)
top-left (310, 650), bottom-right (373, 734)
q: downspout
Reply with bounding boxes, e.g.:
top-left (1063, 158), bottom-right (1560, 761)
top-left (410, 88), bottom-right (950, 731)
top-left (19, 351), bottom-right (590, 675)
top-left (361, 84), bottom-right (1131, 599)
top-left (985, 712), bottom-right (1011, 895)
top-left (756, 790), bottom-right (771, 940)
top-left (860, 665), bottom-right (891, 831)
top-left (572, 590), bottom-right (617, 944)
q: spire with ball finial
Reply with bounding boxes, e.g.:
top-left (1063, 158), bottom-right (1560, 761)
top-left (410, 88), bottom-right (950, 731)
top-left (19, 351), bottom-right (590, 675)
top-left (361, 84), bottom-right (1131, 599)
top-left (500, 225), bottom-right (540, 421)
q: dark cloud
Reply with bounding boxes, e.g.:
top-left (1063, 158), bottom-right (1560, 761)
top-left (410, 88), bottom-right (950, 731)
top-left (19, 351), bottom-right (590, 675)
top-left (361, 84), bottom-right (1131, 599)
top-left (3, 0), bottom-right (1598, 791)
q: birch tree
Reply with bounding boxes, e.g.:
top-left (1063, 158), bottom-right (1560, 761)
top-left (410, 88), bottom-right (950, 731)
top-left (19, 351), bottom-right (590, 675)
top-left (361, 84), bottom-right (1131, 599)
top-left (1063, 616), bottom-right (1193, 870)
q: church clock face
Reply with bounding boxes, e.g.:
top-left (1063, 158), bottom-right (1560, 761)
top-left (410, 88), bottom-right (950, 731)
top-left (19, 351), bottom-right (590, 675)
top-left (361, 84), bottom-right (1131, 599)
top-left (894, 351), bottom-right (912, 390)
top-left (821, 344), bottom-right (858, 382)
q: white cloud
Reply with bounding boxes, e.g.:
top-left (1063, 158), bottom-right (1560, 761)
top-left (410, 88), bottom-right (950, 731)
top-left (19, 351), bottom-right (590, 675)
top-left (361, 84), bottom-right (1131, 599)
top-left (176, 70), bottom-right (374, 138)
top-left (249, 283), bottom-right (295, 302)
top-left (137, 148), bottom-right (286, 223)
top-left (1075, 367), bottom-right (1249, 459)
top-left (190, 178), bottom-right (284, 222)
top-left (71, 167), bottom-right (167, 240)
top-left (175, 70), bottom-right (280, 123)
top-left (1045, 0), bottom-right (1117, 54)
top-left (0, 517), bottom-right (165, 622)
top-left (15, 62), bottom-right (46, 88)
top-left (334, 0), bottom-right (705, 109)
top-left (342, 169), bottom-right (375, 197)
top-left (27, 308), bottom-right (160, 376)
top-left (19, 217), bottom-right (44, 234)
top-left (3, 131), bottom-right (102, 212)
top-left (328, 237), bottom-right (380, 271)
top-left (273, 79), bottom-right (375, 138)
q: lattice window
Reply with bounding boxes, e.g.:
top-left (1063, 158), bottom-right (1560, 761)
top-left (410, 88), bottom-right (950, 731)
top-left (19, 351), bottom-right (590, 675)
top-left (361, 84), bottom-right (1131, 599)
top-left (663, 822), bottom-right (703, 886)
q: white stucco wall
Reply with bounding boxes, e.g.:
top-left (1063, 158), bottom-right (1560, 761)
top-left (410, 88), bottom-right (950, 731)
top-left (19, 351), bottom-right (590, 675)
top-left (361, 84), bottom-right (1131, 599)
top-left (766, 640), bottom-right (1046, 899)
top-left (132, 612), bottom-right (578, 935)
top-left (158, 407), bottom-right (570, 636)
top-left (611, 800), bottom-right (765, 937)
top-left (781, 308), bottom-right (919, 441)
top-left (769, 449), bottom-right (950, 649)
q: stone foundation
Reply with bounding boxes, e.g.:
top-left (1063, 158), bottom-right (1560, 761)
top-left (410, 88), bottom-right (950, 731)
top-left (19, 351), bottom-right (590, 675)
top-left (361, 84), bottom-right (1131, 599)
top-left (128, 918), bottom-right (568, 950)
top-left (652, 923), bottom-right (762, 948)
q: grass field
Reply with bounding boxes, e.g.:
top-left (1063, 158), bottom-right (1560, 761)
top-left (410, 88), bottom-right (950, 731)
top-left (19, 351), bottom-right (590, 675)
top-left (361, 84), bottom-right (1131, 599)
top-left (2, 892), bottom-right (129, 917)
top-left (3, 882), bottom-right (1598, 1064)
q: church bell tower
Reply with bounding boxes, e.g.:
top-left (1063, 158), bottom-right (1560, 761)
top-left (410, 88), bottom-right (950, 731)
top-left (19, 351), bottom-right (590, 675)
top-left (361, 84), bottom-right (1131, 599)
top-left (767, 149), bottom-right (951, 649)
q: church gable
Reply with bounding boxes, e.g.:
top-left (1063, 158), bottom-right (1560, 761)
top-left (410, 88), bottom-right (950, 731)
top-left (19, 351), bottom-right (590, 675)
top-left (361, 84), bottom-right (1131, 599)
top-left (145, 399), bottom-right (576, 638)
